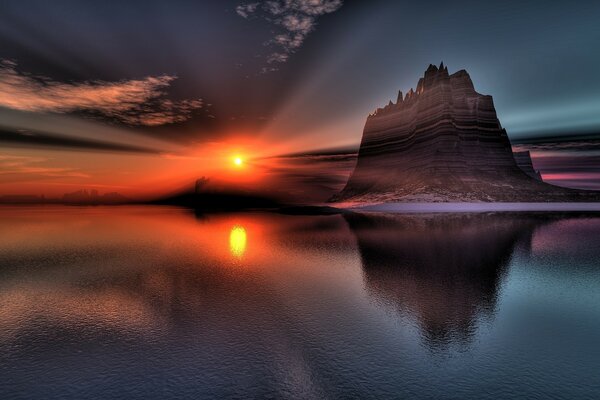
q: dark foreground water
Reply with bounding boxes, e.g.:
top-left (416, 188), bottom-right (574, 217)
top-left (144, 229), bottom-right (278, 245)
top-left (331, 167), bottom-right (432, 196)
top-left (1, 206), bottom-right (600, 399)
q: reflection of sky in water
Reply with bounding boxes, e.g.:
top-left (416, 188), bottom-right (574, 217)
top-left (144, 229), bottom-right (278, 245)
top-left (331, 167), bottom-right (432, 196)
top-left (0, 207), bottom-right (599, 399)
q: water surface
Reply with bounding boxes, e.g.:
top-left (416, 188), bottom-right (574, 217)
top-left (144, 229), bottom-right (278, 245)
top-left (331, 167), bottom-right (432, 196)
top-left (1, 206), bottom-right (599, 399)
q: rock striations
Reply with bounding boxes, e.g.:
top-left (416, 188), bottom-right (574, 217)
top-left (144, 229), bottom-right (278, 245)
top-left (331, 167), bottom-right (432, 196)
top-left (334, 63), bottom-right (598, 202)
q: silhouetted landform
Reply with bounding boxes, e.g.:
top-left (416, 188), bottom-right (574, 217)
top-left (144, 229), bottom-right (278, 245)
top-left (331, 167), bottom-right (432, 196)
top-left (0, 194), bottom-right (48, 204)
top-left (151, 177), bottom-right (283, 211)
top-left (277, 205), bottom-right (347, 215)
top-left (334, 63), bottom-right (600, 202)
top-left (61, 189), bottom-right (129, 204)
top-left (345, 212), bottom-right (544, 348)
top-left (0, 189), bottom-right (129, 205)
top-left (513, 151), bottom-right (542, 180)
top-left (350, 202), bottom-right (600, 213)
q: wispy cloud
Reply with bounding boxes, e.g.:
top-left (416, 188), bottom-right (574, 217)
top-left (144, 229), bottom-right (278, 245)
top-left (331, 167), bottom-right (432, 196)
top-left (512, 135), bottom-right (600, 191)
top-left (0, 60), bottom-right (203, 126)
top-left (0, 155), bottom-right (89, 179)
top-left (512, 134), bottom-right (600, 158)
top-left (235, 2), bottom-right (260, 18)
top-left (257, 147), bottom-right (356, 201)
top-left (0, 127), bottom-right (160, 154)
top-left (236, 0), bottom-right (343, 71)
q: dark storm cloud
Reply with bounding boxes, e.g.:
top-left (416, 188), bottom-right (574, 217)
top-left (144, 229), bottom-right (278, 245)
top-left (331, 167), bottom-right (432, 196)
top-left (0, 128), bottom-right (160, 154)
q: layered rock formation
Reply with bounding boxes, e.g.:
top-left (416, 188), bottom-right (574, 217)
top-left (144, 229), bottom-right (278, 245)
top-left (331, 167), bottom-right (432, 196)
top-left (334, 63), bottom-right (597, 202)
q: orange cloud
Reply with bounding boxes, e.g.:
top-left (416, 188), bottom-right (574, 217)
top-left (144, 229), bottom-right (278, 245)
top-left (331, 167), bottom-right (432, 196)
top-left (0, 60), bottom-right (203, 126)
top-left (0, 155), bottom-right (89, 179)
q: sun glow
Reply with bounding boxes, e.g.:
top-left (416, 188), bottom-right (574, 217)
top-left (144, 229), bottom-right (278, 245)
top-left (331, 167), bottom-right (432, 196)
top-left (229, 225), bottom-right (247, 258)
top-left (233, 157), bottom-right (243, 166)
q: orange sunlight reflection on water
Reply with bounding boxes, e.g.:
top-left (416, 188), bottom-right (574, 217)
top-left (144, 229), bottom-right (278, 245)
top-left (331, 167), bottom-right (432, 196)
top-left (229, 225), bottom-right (247, 259)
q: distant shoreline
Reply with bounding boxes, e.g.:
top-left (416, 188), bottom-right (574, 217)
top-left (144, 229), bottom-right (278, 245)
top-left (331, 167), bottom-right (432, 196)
top-left (346, 202), bottom-right (600, 213)
top-left (4, 202), bottom-right (600, 215)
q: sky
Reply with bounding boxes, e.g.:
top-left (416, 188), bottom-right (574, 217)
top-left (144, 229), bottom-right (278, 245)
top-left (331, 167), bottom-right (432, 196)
top-left (1, 0), bottom-right (600, 200)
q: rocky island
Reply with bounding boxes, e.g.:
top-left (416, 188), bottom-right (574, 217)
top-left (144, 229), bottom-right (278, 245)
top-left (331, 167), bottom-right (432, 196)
top-left (333, 63), bottom-right (598, 203)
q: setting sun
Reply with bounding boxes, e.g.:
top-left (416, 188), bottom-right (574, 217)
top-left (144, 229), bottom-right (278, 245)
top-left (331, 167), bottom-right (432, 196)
top-left (233, 157), bottom-right (243, 166)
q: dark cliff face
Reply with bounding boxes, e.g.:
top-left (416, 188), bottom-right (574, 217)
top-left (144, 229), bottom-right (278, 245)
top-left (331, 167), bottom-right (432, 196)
top-left (513, 151), bottom-right (542, 181)
top-left (334, 64), bottom-right (597, 202)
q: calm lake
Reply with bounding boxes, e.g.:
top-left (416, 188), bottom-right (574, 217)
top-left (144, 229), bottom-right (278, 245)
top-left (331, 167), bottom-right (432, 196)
top-left (1, 206), bottom-right (600, 399)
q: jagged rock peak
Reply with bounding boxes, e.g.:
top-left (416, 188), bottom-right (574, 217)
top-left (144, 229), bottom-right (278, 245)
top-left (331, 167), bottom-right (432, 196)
top-left (426, 63), bottom-right (438, 72)
top-left (371, 63), bottom-right (468, 117)
top-left (334, 63), bottom-right (600, 203)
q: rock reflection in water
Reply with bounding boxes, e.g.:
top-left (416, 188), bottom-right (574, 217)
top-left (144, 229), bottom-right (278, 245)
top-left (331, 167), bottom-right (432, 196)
top-left (2, 207), bottom-right (600, 399)
top-left (345, 213), bottom-right (543, 348)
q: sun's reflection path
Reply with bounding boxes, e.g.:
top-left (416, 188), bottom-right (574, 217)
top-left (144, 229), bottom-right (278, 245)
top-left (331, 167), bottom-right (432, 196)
top-left (229, 225), bottom-right (247, 259)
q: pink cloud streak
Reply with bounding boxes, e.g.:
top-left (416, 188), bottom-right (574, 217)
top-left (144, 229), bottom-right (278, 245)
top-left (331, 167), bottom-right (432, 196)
top-left (0, 60), bottom-right (203, 126)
